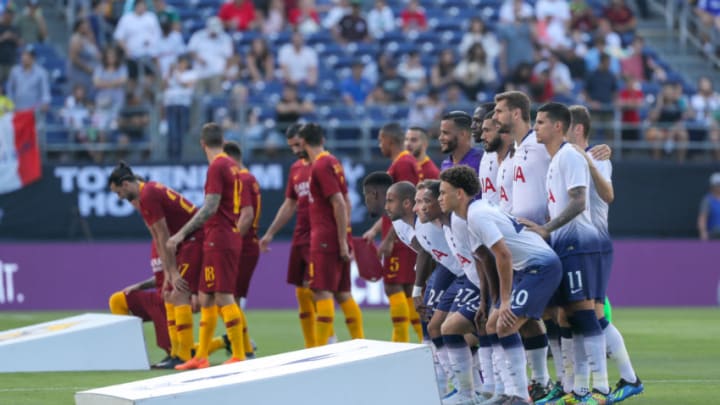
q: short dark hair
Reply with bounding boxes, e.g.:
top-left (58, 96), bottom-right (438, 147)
top-left (223, 141), bottom-right (242, 161)
top-left (442, 110), bottom-right (472, 131)
top-left (494, 91), bottom-right (531, 123)
top-left (389, 181), bottom-right (417, 203)
top-left (380, 122), bottom-right (405, 145)
top-left (417, 179), bottom-right (440, 199)
top-left (408, 126), bottom-right (429, 140)
top-left (286, 123), bottom-right (303, 139)
top-left (201, 122), bottom-right (224, 147)
top-left (363, 171), bottom-right (393, 189)
top-left (440, 166), bottom-right (480, 198)
top-left (107, 161), bottom-right (137, 187)
top-left (477, 102), bottom-right (495, 118)
top-left (298, 123), bottom-right (324, 146)
top-left (569, 105), bottom-right (591, 139)
top-left (537, 102), bottom-right (572, 134)
top-left (483, 110), bottom-right (495, 120)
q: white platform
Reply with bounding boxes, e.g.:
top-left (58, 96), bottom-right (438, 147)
top-left (0, 313), bottom-right (150, 372)
top-left (75, 339), bottom-right (441, 405)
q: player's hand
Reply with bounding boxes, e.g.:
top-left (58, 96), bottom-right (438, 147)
top-left (171, 272), bottom-right (190, 295)
top-left (339, 242), bottom-right (352, 262)
top-left (589, 144), bottom-right (612, 161)
top-left (362, 228), bottom-right (377, 243)
top-left (498, 302), bottom-right (518, 329)
top-left (259, 234), bottom-right (272, 253)
top-left (413, 296), bottom-right (430, 321)
top-left (166, 234), bottom-right (182, 255)
top-left (517, 218), bottom-right (550, 241)
top-left (474, 305), bottom-right (488, 332)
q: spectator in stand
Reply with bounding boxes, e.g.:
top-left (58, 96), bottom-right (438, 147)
top-left (152, 0), bottom-right (180, 31)
top-left (154, 20), bottom-right (185, 80)
top-left (561, 29), bottom-right (589, 79)
top-left (322, 0), bottom-right (350, 30)
top-left (218, 0), bottom-right (257, 31)
top-left (459, 18), bottom-right (500, 66)
top-left (620, 35), bottom-right (650, 82)
top-left (0, 8), bottom-right (20, 85)
top-left (503, 62), bottom-right (533, 94)
top-left (603, 0), bottom-right (636, 36)
top-left (645, 82), bottom-right (689, 161)
top-left (535, 0), bottom-right (571, 50)
top-left (275, 84), bottom-right (314, 131)
top-left (163, 55), bottom-right (196, 161)
top-left (536, 0), bottom-right (570, 23)
top-left (0, 85), bottom-right (14, 116)
top-left (289, 0), bottom-right (320, 35)
top-left (499, 0), bottom-right (534, 23)
top-left (698, 173), bottom-right (720, 240)
top-left (695, 0), bottom-right (720, 55)
top-left (341, 61), bottom-right (373, 106)
top-left (430, 48), bottom-right (457, 89)
top-left (454, 43), bottom-right (496, 101)
top-left (443, 83), bottom-right (468, 106)
top-left (93, 45), bottom-right (127, 134)
top-left (262, 0), bottom-right (285, 35)
top-left (570, 0), bottom-right (597, 31)
top-left (113, 0), bottom-right (161, 88)
top-left (530, 66), bottom-right (554, 102)
top-left (61, 84), bottom-right (96, 160)
top-left (400, 0), bottom-right (427, 32)
top-left (618, 74), bottom-right (644, 140)
top-left (367, 0), bottom-right (394, 39)
top-left (533, 51), bottom-right (574, 102)
top-left (596, 18), bottom-right (623, 56)
top-left (246, 37), bottom-right (274, 84)
top-left (407, 87), bottom-right (444, 128)
top-left (583, 52), bottom-right (618, 139)
top-left (15, 0), bottom-right (47, 43)
top-left (497, 5), bottom-right (536, 77)
top-left (689, 76), bottom-right (720, 159)
top-left (278, 30), bottom-right (318, 87)
top-left (68, 19), bottom-right (100, 96)
top-left (7, 45), bottom-right (49, 111)
top-left (116, 91), bottom-right (151, 158)
top-left (87, 0), bottom-right (111, 48)
top-left (187, 16), bottom-right (233, 94)
top-left (398, 51), bottom-right (427, 95)
top-left (585, 35), bottom-right (621, 76)
top-left (378, 62), bottom-right (407, 102)
top-left (335, 0), bottom-right (368, 43)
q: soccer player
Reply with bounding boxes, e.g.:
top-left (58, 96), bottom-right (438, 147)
top-left (223, 141), bottom-right (259, 359)
top-left (439, 111), bottom-right (484, 175)
top-left (298, 123), bottom-right (364, 345)
top-left (522, 102), bottom-right (610, 404)
top-left (108, 164), bottom-right (203, 368)
top-left (476, 108), bottom-right (514, 208)
top-left (568, 105), bottom-right (643, 402)
top-left (364, 122), bottom-right (422, 343)
top-left (405, 126), bottom-right (440, 180)
top-left (168, 123), bottom-right (247, 369)
top-left (259, 124), bottom-right (317, 348)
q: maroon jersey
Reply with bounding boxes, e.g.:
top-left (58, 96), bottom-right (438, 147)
top-left (204, 153), bottom-right (242, 247)
top-left (138, 181), bottom-right (199, 236)
top-left (286, 159), bottom-right (311, 246)
top-left (383, 150), bottom-right (421, 237)
top-left (308, 151), bottom-right (348, 253)
top-left (150, 241), bottom-right (163, 291)
top-left (238, 168), bottom-right (261, 254)
top-left (419, 156), bottom-right (440, 180)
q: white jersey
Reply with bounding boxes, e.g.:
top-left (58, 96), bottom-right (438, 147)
top-left (497, 151), bottom-right (514, 214)
top-left (479, 151), bottom-right (499, 204)
top-left (587, 151), bottom-right (613, 251)
top-left (512, 131), bottom-right (551, 224)
top-left (415, 218), bottom-right (464, 277)
top-left (467, 200), bottom-right (558, 270)
top-left (392, 218), bottom-right (418, 253)
top-left (547, 143), bottom-right (601, 255)
top-left (445, 213), bottom-right (482, 288)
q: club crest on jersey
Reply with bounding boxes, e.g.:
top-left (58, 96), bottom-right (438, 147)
top-left (514, 166), bottom-right (526, 183)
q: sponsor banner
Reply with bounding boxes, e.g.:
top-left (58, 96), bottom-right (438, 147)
top-left (0, 240), bottom-right (718, 310)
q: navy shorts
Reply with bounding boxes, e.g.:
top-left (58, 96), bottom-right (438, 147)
top-left (510, 256), bottom-right (563, 319)
top-left (596, 250), bottom-right (613, 302)
top-left (556, 253), bottom-right (604, 304)
top-left (425, 265), bottom-right (457, 311)
top-left (439, 274), bottom-right (464, 312)
top-left (493, 271), bottom-right (524, 310)
top-left (450, 277), bottom-right (482, 322)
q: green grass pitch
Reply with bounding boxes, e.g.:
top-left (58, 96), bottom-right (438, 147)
top-left (1, 308), bottom-right (719, 404)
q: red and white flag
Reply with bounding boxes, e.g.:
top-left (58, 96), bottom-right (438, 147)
top-left (0, 110), bottom-right (42, 194)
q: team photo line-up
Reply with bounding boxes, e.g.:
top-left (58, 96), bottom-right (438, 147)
top-left (105, 89), bottom-right (643, 405)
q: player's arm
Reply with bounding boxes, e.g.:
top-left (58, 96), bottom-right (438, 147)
top-left (587, 160), bottom-right (614, 203)
top-left (329, 192), bottom-right (351, 261)
top-left (488, 238), bottom-right (517, 328)
top-left (148, 218), bottom-right (189, 293)
top-left (167, 193), bottom-right (221, 252)
top-left (362, 217), bottom-right (383, 242)
top-left (412, 243), bottom-right (435, 317)
top-left (474, 245), bottom-right (498, 305)
top-left (122, 276), bottom-right (157, 294)
top-left (260, 198), bottom-right (297, 251)
top-left (378, 226), bottom-right (397, 258)
top-left (236, 205), bottom-right (254, 237)
top-left (544, 186), bottom-right (586, 233)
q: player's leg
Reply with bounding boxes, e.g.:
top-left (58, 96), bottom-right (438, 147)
top-left (108, 291), bottom-right (130, 315)
top-left (122, 290), bottom-right (174, 367)
top-left (398, 247), bottom-right (423, 341)
top-left (484, 307), bottom-right (513, 404)
top-left (236, 251), bottom-right (259, 358)
top-left (310, 252), bottom-right (340, 345)
top-left (288, 244), bottom-right (316, 347)
top-left (212, 245), bottom-right (246, 364)
top-left (174, 241), bottom-right (201, 362)
top-left (385, 281), bottom-right (410, 342)
top-left (426, 268), bottom-right (455, 396)
top-left (335, 257), bottom-right (363, 339)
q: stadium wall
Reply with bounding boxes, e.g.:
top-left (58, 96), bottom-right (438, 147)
top-left (0, 240), bottom-right (718, 309)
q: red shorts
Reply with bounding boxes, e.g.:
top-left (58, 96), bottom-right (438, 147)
top-left (201, 247), bottom-right (240, 294)
top-left (286, 243), bottom-right (311, 286)
top-left (235, 252), bottom-right (260, 298)
top-left (177, 239), bottom-right (202, 293)
top-left (382, 242), bottom-right (417, 285)
top-left (125, 290), bottom-right (170, 353)
top-left (309, 250), bottom-right (351, 293)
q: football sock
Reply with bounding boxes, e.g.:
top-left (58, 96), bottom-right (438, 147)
top-left (340, 298), bottom-right (364, 339)
top-left (560, 326), bottom-right (575, 394)
top-left (239, 308), bottom-right (253, 355)
top-left (545, 319), bottom-right (564, 383)
top-left (429, 340), bottom-right (449, 394)
top-left (108, 292), bottom-right (129, 315)
top-left (175, 304), bottom-right (194, 361)
top-left (523, 334), bottom-right (550, 385)
top-left (571, 332), bottom-right (590, 396)
top-left (220, 304), bottom-right (246, 360)
top-left (500, 333), bottom-right (529, 399)
top-left (296, 287), bottom-right (316, 347)
top-left (196, 306), bottom-right (218, 359)
top-left (478, 335), bottom-right (495, 393)
top-left (574, 310), bottom-right (609, 394)
top-left (443, 334), bottom-right (475, 396)
top-left (600, 317), bottom-right (637, 383)
top-left (164, 303), bottom-right (178, 358)
top-left (406, 296), bottom-right (423, 342)
top-left (388, 291), bottom-right (410, 342)
top-left (315, 298), bottom-right (335, 345)
top-left (489, 334), bottom-right (507, 396)
top-left (207, 336), bottom-right (227, 354)
top-left (433, 337), bottom-right (456, 388)
top-left (471, 345), bottom-right (484, 393)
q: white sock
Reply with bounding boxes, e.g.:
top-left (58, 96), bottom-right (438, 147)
top-left (527, 347), bottom-right (550, 385)
top-left (479, 345), bottom-right (495, 393)
top-left (583, 333), bottom-right (610, 394)
top-left (428, 341), bottom-right (449, 394)
top-left (548, 338), bottom-right (564, 383)
top-left (572, 334), bottom-right (590, 396)
top-left (560, 336), bottom-right (574, 394)
top-left (445, 339), bottom-right (475, 396)
top-left (500, 335), bottom-right (529, 399)
top-left (437, 345), bottom-right (457, 389)
top-left (491, 342), bottom-right (507, 396)
top-left (471, 349), bottom-right (484, 392)
top-left (604, 323), bottom-right (637, 383)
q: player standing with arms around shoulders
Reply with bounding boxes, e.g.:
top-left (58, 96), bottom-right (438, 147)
top-left (405, 126), bottom-right (440, 180)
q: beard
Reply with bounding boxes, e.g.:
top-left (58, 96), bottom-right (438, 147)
top-left (441, 138), bottom-right (457, 154)
top-left (484, 136), bottom-right (503, 152)
top-left (294, 150), bottom-right (309, 159)
top-left (495, 119), bottom-right (512, 134)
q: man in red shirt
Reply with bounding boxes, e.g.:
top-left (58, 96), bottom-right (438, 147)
top-left (400, 0), bottom-right (427, 32)
top-left (405, 126), bottom-right (440, 180)
top-left (618, 75), bottom-right (644, 141)
top-left (108, 164), bottom-right (204, 367)
top-left (218, 0), bottom-right (256, 31)
top-left (364, 122), bottom-right (422, 342)
top-left (259, 124), bottom-right (318, 347)
top-left (168, 123), bottom-right (247, 369)
top-left (298, 123), bottom-right (364, 346)
top-left (603, 0), bottom-right (636, 34)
